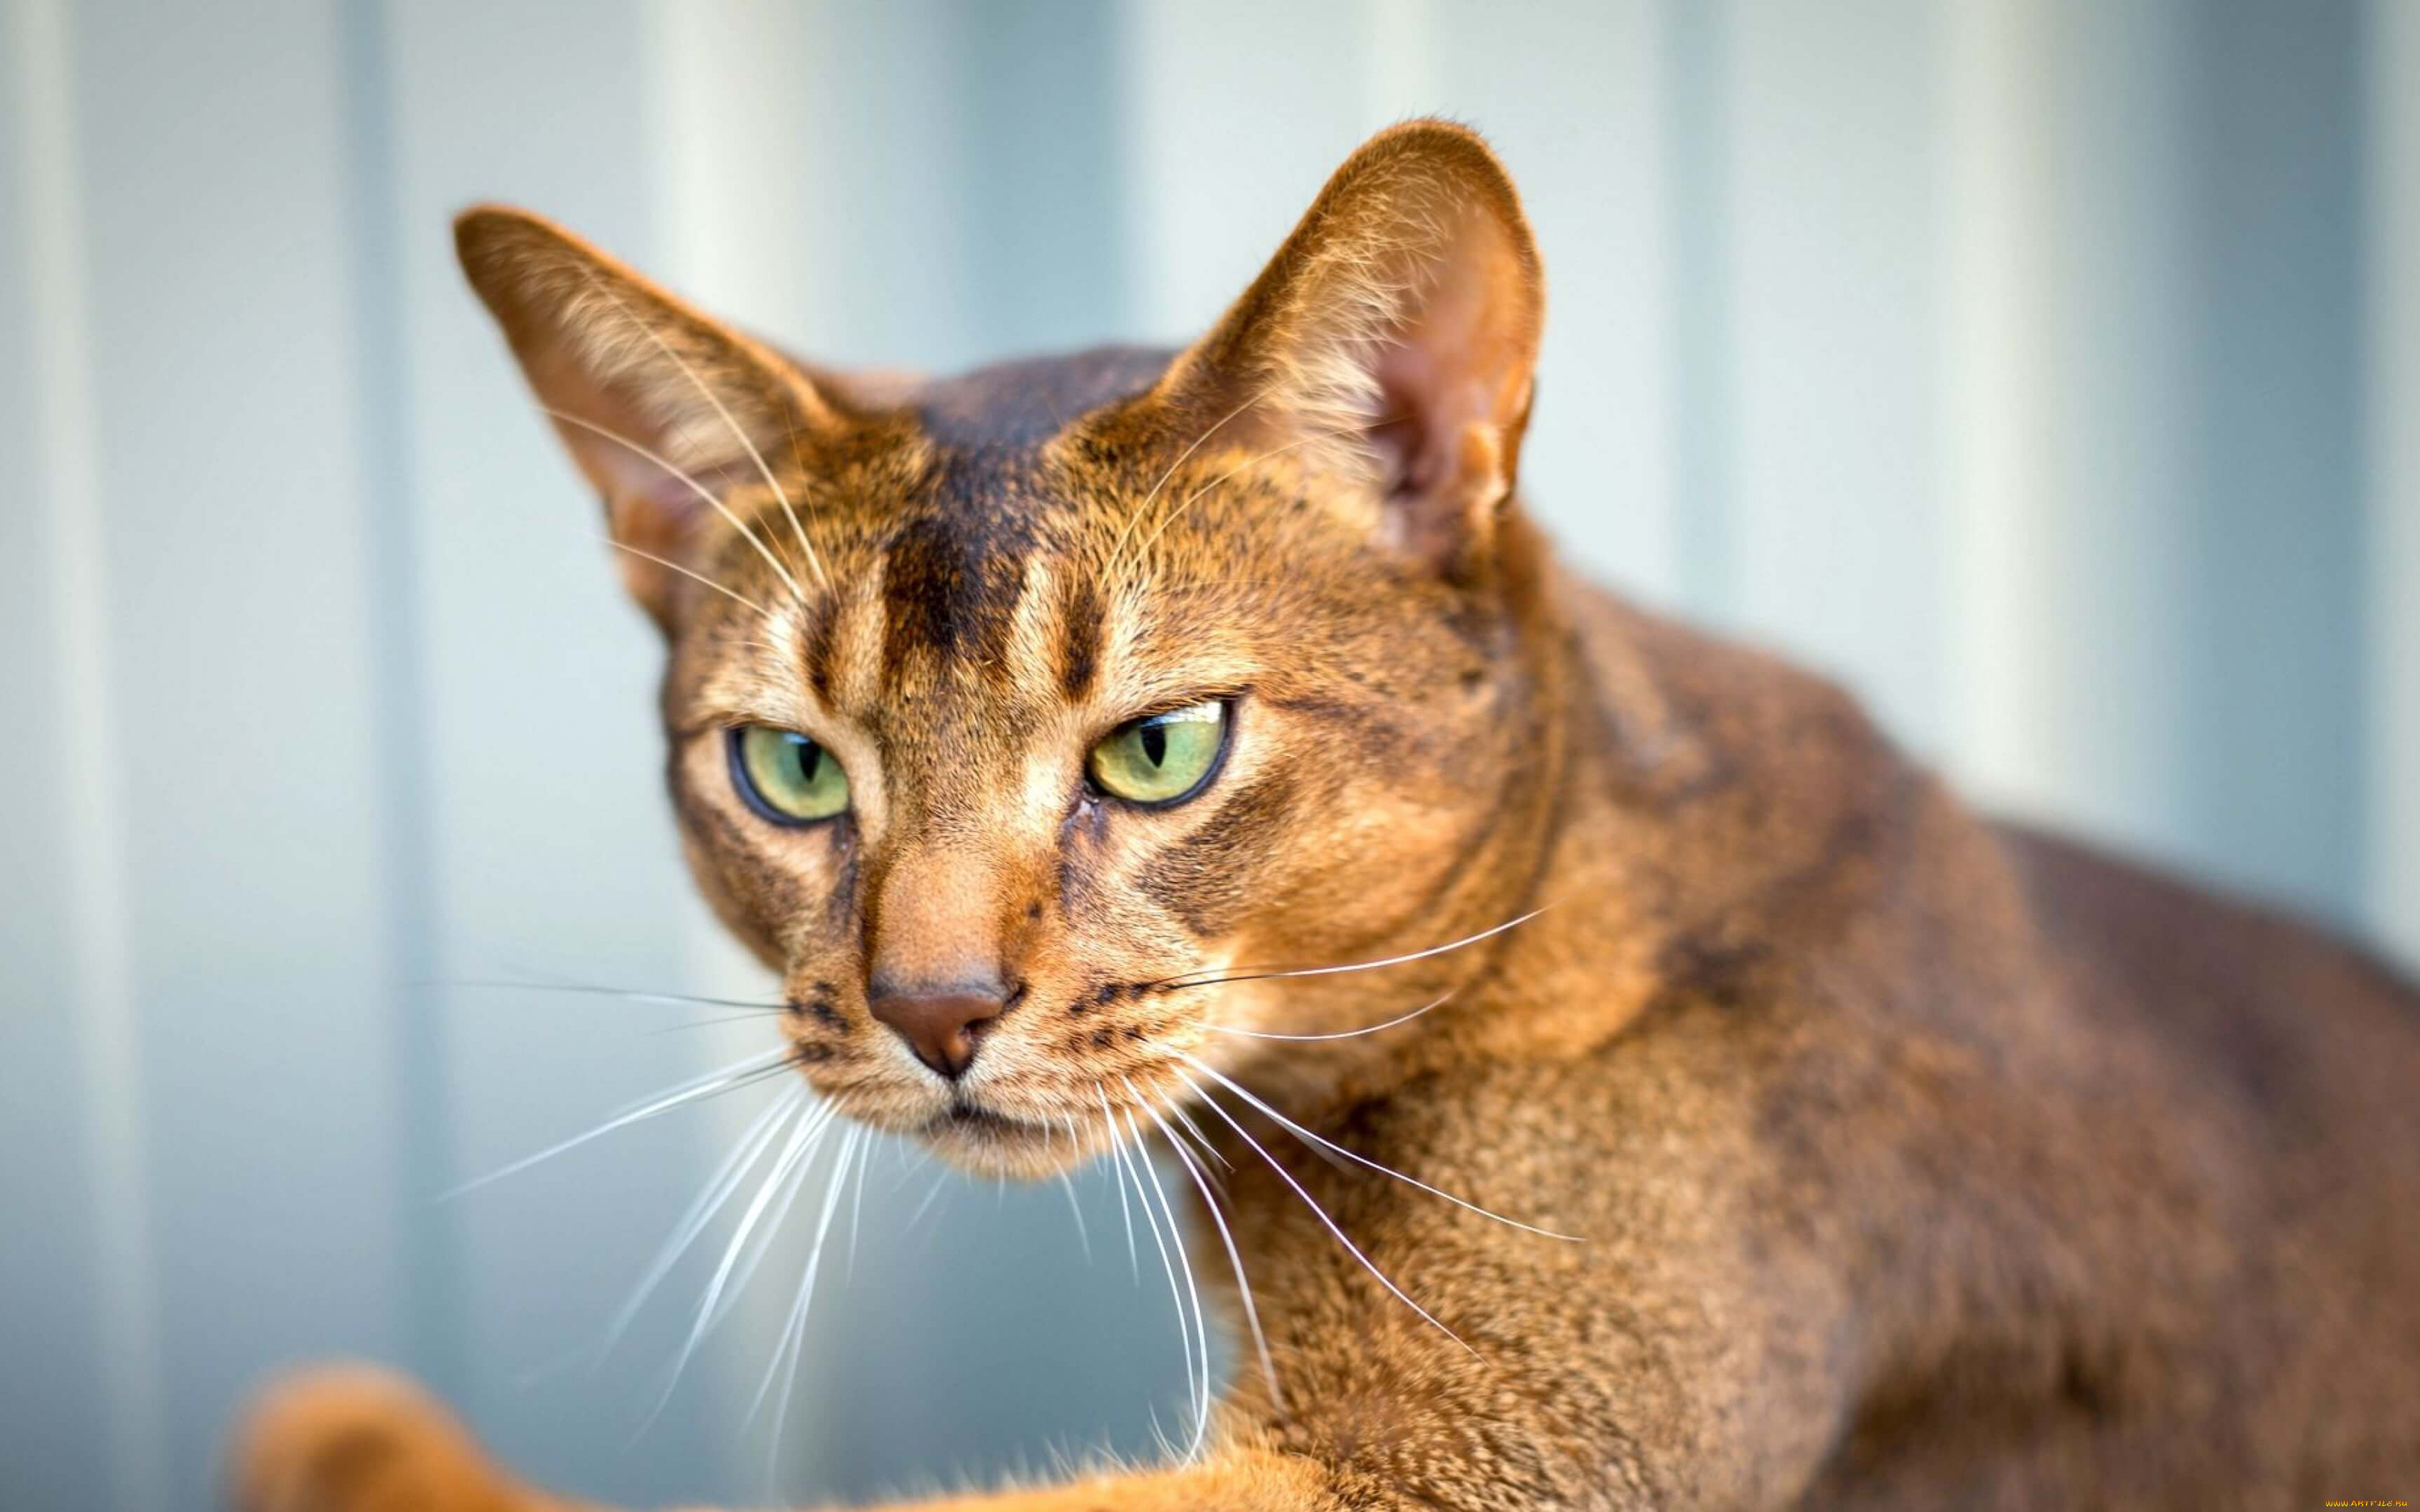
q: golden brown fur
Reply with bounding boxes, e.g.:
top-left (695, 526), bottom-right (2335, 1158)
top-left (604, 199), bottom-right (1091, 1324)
top-left (234, 122), bottom-right (2420, 1510)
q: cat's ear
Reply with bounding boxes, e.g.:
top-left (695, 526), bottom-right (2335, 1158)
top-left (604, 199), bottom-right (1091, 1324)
top-left (1155, 119), bottom-right (1543, 574)
top-left (454, 205), bottom-right (834, 629)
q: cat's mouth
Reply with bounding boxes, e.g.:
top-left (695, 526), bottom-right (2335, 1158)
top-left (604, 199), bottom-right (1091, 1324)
top-left (926, 1101), bottom-right (1046, 1142)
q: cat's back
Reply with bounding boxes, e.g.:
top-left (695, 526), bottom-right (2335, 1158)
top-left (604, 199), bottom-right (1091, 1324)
top-left (1993, 820), bottom-right (2420, 1164)
top-left (1985, 825), bottom-right (2420, 1487)
top-left (1560, 570), bottom-right (2420, 1489)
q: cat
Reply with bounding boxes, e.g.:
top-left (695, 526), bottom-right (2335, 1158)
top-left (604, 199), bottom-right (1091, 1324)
top-left (234, 120), bottom-right (2420, 1510)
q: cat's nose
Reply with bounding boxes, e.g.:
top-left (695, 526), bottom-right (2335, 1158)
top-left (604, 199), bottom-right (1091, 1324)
top-left (867, 980), bottom-right (1007, 1080)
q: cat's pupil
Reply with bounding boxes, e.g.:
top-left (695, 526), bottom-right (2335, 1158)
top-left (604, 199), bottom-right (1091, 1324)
top-left (1140, 723), bottom-right (1168, 768)
top-left (795, 743), bottom-right (821, 781)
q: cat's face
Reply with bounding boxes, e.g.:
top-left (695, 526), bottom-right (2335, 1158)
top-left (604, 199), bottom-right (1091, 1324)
top-left (460, 122), bottom-right (1548, 1177)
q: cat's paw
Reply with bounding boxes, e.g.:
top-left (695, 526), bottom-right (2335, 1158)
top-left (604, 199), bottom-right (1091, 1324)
top-left (229, 1364), bottom-right (516, 1512)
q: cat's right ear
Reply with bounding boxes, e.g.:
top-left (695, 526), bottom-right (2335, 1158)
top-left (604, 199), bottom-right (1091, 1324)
top-left (454, 206), bottom-right (835, 631)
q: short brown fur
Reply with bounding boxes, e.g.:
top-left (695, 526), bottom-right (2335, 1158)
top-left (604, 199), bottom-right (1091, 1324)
top-left (236, 122), bottom-right (2420, 1511)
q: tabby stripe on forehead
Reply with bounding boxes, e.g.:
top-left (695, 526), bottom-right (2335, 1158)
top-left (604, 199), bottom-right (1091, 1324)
top-left (801, 595), bottom-right (842, 706)
top-left (879, 506), bottom-right (1033, 682)
top-left (1057, 576), bottom-right (1103, 700)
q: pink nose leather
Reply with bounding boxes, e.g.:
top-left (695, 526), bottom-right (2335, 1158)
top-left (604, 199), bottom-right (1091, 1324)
top-left (869, 988), bottom-right (1005, 1080)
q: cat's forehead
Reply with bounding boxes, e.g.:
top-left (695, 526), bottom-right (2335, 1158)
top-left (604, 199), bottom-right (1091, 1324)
top-left (900, 345), bottom-right (1176, 449)
top-left (686, 343), bottom-right (1339, 740)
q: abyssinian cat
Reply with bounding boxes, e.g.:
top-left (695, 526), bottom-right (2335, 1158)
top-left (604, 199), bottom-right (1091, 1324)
top-left (235, 122), bottom-right (2420, 1509)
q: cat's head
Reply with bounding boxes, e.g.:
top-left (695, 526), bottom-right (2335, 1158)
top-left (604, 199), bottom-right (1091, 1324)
top-left (458, 121), bottom-right (1559, 1177)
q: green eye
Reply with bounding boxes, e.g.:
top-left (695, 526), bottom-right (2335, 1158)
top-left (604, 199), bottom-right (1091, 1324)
top-left (1087, 700), bottom-right (1229, 806)
top-left (730, 726), bottom-right (850, 823)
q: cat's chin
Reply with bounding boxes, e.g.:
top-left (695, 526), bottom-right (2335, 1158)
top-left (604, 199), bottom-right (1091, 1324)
top-left (913, 1102), bottom-right (1076, 1180)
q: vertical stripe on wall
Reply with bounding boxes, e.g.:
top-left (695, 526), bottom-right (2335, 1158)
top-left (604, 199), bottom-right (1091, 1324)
top-left (1722, 0), bottom-right (1947, 753)
top-left (1942, 0), bottom-right (2062, 816)
top-left (340, 0), bottom-right (464, 1404)
top-left (1, 1), bottom-right (166, 1506)
top-left (2174, 0), bottom-right (2365, 922)
top-left (2368, 0), bottom-right (2420, 968)
top-left (1661, 0), bottom-right (1736, 617)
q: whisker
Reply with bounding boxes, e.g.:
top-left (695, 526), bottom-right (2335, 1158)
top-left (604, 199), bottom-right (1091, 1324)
top-left (1178, 1055), bottom-right (1578, 1242)
top-left (647, 1099), bottom-right (839, 1422)
top-left (1098, 1085), bottom-right (1201, 1423)
top-left (1142, 1091), bottom-right (1279, 1412)
top-left (643, 1011), bottom-right (791, 1036)
top-left (544, 405), bottom-right (805, 604)
top-left (440, 976), bottom-right (790, 1014)
top-left (846, 1132), bottom-right (875, 1279)
top-left (595, 1084), bottom-right (805, 1365)
top-left (1124, 413), bottom-right (1407, 566)
top-left (444, 1047), bottom-right (796, 1198)
top-left (1153, 907), bottom-right (1550, 994)
top-left (1178, 1070), bottom-right (1472, 1354)
top-left (744, 1125), bottom-right (859, 1428)
top-left (905, 1163), bottom-right (954, 1235)
top-left (576, 274), bottom-right (829, 594)
top-left (1107, 391), bottom-right (1263, 580)
top-left (1095, 1105), bottom-right (1139, 1280)
top-left (756, 1125), bottom-right (868, 1490)
top-left (1124, 1105), bottom-right (1212, 1460)
top-left (1164, 1100), bottom-right (1232, 1172)
top-left (706, 1108), bottom-right (844, 1336)
top-left (1055, 1170), bottom-right (1093, 1264)
top-left (1206, 989), bottom-right (1456, 1042)
top-left (598, 536), bottom-right (774, 619)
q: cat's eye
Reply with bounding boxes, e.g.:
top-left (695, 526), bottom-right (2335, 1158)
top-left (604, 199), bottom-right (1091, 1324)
top-left (729, 726), bottom-right (850, 824)
top-left (1087, 700), bottom-right (1230, 807)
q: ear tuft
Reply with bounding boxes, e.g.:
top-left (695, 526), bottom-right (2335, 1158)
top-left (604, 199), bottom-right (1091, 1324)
top-left (1157, 120), bottom-right (1545, 573)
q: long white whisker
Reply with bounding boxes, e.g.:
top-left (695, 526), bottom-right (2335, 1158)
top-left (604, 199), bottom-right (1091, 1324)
top-left (1165, 1100), bottom-right (1232, 1172)
top-left (1161, 907), bottom-right (1550, 992)
top-left (1125, 1106), bottom-right (1211, 1461)
top-left (1179, 1055), bottom-right (1577, 1241)
top-left (705, 1107), bottom-right (841, 1334)
top-left (1108, 391), bottom-right (1262, 578)
top-left (1097, 1106), bottom-right (1139, 1280)
top-left (444, 976), bottom-right (789, 1014)
top-left (1100, 1085), bottom-right (1199, 1422)
top-left (597, 1085), bottom-right (805, 1362)
top-left (544, 406), bottom-right (804, 604)
top-left (756, 1124), bottom-right (867, 1490)
top-left (598, 536), bottom-right (774, 619)
top-left (445, 1046), bottom-right (793, 1198)
top-left (1126, 412), bottom-right (1404, 564)
top-left (1207, 990), bottom-right (1456, 1042)
top-left (749, 1126), bottom-right (861, 1424)
top-left (1148, 1095), bottom-right (1278, 1412)
top-left (644, 1099), bottom-right (837, 1423)
top-left (906, 1164), bottom-right (952, 1235)
top-left (1055, 1170), bottom-right (1093, 1264)
top-left (1179, 1071), bottom-right (1471, 1354)
top-left (846, 1132), bottom-right (874, 1279)
top-left (576, 276), bottom-right (829, 593)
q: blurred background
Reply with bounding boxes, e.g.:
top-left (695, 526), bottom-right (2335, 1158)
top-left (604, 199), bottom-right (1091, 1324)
top-left (4, 1), bottom-right (2416, 1508)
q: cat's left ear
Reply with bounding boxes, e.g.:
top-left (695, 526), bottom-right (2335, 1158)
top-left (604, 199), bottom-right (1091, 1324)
top-left (1153, 119), bottom-right (1543, 573)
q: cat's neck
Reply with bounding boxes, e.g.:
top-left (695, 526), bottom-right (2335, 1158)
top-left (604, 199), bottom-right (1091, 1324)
top-left (1235, 557), bottom-right (1938, 1115)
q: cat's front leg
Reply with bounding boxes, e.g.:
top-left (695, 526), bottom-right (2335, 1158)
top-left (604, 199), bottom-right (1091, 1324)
top-left (230, 1366), bottom-right (1352, 1512)
top-left (231, 1365), bottom-right (594, 1512)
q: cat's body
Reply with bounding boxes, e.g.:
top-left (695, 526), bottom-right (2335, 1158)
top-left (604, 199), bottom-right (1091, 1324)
top-left (236, 123), bottom-right (2420, 1510)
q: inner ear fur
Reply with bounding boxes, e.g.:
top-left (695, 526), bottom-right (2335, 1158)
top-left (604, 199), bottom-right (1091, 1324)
top-left (1153, 119), bottom-right (1545, 573)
